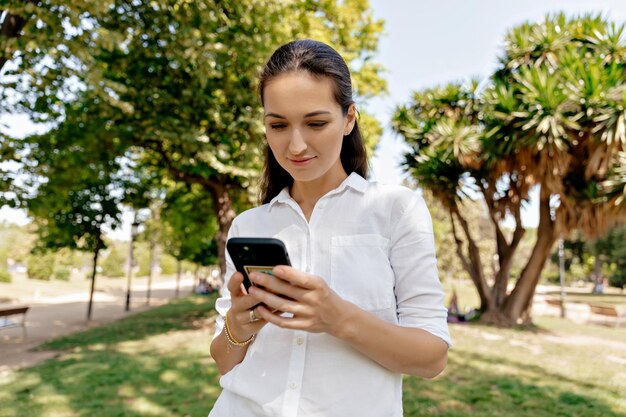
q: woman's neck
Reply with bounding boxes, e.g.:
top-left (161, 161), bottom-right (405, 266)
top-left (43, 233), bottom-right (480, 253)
top-left (290, 168), bottom-right (348, 216)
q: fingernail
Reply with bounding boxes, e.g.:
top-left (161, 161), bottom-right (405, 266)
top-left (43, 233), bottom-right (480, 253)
top-left (273, 266), bottom-right (283, 275)
top-left (250, 273), bottom-right (258, 281)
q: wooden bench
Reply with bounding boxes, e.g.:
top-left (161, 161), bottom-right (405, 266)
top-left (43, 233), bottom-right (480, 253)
top-left (588, 303), bottom-right (624, 328)
top-left (0, 306), bottom-right (29, 338)
top-left (545, 298), bottom-right (563, 307)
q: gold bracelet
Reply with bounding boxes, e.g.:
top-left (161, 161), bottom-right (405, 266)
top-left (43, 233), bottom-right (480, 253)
top-left (224, 310), bottom-right (255, 351)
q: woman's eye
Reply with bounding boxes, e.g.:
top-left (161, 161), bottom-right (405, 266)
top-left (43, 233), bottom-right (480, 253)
top-left (309, 121), bottom-right (328, 128)
top-left (270, 124), bottom-right (287, 130)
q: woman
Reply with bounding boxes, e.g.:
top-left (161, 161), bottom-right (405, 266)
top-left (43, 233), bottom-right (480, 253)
top-left (209, 39), bottom-right (451, 417)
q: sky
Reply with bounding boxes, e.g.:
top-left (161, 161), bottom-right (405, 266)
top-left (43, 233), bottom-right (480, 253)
top-left (2, 0), bottom-right (626, 237)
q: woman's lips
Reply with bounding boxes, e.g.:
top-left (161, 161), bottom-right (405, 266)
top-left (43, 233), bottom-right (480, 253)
top-left (288, 156), bottom-right (315, 166)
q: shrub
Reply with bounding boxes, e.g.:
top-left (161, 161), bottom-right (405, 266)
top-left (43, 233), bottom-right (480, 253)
top-left (101, 246), bottom-right (126, 278)
top-left (160, 254), bottom-right (178, 275)
top-left (27, 252), bottom-right (55, 280)
top-left (54, 268), bottom-right (71, 281)
top-left (0, 268), bottom-right (11, 283)
top-left (608, 272), bottom-right (626, 289)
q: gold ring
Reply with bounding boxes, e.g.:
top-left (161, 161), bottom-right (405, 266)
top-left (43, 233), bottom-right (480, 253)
top-left (249, 309), bottom-right (259, 322)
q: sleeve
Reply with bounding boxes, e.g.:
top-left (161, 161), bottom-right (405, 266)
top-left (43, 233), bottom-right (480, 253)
top-left (212, 218), bottom-right (240, 340)
top-left (390, 194), bottom-right (452, 347)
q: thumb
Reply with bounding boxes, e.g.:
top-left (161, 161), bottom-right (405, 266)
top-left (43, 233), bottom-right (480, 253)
top-left (227, 271), bottom-right (245, 296)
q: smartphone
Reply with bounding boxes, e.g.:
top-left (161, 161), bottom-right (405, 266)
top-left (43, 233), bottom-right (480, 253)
top-left (226, 237), bottom-right (292, 291)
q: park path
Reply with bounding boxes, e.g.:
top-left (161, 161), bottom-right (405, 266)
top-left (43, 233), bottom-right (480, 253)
top-left (0, 274), bottom-right (195, 376)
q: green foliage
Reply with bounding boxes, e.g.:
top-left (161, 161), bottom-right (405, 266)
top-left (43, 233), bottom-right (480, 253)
top-left (608, 272), bottom-right (626, 289)
top-left (2, 0), bottom-right (387, 279)
top-left (135, 241), bottom-right (151, 277)
top-left (160, 253), bottom-right (178, 275)
top-left (53, 268), bottom-right (70, 281)
top-left (546, 226), bottom-right (626, 288)
top-left (0, 223), bottom-right (36, 264)
top-left (101, 245), bottom-right (126, 278)
top-left (27, 251), bottom-right (55, 281)
top-left (160, 183), bottom-right (219, 266)
top-left (0, 268), bottom-right (11, 283)
top-left (601, 226), bottom-right (626, 289)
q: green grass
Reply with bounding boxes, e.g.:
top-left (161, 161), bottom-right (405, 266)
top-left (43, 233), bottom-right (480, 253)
top-left (0, 295), bottom-right (221, 417)
top-left (404, 320), bottom-right (626, 416)
top-left (1, 294), bottom-right (625, 417)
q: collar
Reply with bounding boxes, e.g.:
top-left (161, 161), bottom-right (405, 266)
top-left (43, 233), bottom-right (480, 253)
top-left (268, 172), bottom-right (368, 210)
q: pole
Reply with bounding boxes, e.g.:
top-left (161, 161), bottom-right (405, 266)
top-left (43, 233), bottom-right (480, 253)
top-left (147, 239), bottom-right (154, 305)
top-left (125, 217), bottom-right (138, 312)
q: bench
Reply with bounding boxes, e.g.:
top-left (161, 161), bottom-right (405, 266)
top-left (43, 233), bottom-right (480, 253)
top-left (0, 306), bottom-right (29, 338)
top-left (588, 303), bottom-right (625, 328)
top-left (545, 298), bottom-right (563, 307)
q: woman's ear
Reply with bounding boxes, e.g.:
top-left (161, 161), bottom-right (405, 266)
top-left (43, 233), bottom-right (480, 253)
top-left (344, 104), bottom-right (357, 136)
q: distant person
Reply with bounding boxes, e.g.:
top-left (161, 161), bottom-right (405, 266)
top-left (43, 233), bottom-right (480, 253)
top-left (196, 279), bottom-right (214, 295)
top-left (447, 289), bottom-right (461, 322)
top-left (208, 39), bottom-right (451, 416)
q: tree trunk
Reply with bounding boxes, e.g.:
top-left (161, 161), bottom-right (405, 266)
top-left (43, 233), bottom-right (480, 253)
top-left (147, 202), bottom-right (161, 304)
top-left (591, 255), bottom-right (603, 293)
top-left (503, 187), bottom-right (558, 323)
top-left (209, 182), bottom-right (236, 281)
top-left (451, 208), bottom-right (492, 311)
top-left (86, 233), bottom-right (102, 321)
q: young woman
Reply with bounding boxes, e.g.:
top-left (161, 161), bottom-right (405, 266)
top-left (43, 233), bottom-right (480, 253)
top-left (209, 39), bottom-right (451, 417)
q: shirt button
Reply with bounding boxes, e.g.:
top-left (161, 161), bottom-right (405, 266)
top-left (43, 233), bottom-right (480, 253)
top-left (318, 203), bottom-right (325, 209)
top-left (296, 336), bottom-right (304, 345)
top-left (289, 382), bottom-right (297, 390)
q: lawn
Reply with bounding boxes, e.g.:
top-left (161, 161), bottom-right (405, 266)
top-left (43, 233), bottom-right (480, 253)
top-left (1, 295), bottom-right (625, 417)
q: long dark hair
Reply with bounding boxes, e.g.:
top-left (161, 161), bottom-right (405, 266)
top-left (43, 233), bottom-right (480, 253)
top-left (258, 39), bottom-right (368, 204)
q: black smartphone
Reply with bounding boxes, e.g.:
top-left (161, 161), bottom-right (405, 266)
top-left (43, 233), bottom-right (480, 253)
top-left (226, 237), bottom-right (292, 291)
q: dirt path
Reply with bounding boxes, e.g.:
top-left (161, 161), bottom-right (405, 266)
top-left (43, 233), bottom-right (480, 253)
top-left (0, 275), bottom-right (196, 376)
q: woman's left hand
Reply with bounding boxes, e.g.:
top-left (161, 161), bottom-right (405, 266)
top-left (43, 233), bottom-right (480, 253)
top-left (248, 265), bottom-right (349, 337)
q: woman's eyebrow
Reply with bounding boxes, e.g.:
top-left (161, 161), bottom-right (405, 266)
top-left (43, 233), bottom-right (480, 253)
top-left (265, 110), bottom-right (332, 119)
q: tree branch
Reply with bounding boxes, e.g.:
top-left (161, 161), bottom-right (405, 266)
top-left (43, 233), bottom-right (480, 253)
top-left (451, 204), bottom-right (492, 310)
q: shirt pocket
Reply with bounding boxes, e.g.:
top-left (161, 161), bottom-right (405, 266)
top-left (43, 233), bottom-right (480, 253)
top-left (330, 234), bottom-right (395, 312)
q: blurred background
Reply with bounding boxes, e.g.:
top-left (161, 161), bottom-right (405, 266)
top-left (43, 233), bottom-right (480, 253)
top-left (1, 1), bottom-right (626, 416)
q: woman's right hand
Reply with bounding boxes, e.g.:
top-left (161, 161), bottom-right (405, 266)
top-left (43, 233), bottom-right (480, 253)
top-left (225, 272), bottom-right (268, 342)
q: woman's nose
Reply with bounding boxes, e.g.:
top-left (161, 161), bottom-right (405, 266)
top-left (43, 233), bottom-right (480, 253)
top-left (288, 128), bottom-right (307, 155)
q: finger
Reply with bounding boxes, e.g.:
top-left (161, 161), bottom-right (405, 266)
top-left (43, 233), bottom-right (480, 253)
top-left (272, 265), bottom-right (318, 290)
top-left (249, 285), bottom-right (302, 315)
top-left (238, 293), bottom-right (265, 311)
top-left (227, 309), bottom-right (267, 341)
top-left (255, 304), bottom-right (309, 330)
top-left (227, 272), bottom-right (245, 295)
top-left (250, 272), bottom-right (305, 300)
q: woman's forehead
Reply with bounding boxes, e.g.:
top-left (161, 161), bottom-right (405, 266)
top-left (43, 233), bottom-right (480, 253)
top-left (263, 72), bottom-right (340, 116)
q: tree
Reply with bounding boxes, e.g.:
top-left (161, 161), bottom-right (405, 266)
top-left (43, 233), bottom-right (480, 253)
top-left (393, 14), bottom-right (626, 325)
top-left (2, 0), bottom-right (386, 278)
top-left (16, 96), bottom-right (126, 320)
top-left (583, 226), bottom-right (626, 290)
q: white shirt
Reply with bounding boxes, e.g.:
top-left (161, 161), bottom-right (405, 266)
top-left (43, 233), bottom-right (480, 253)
top-left (209, 173), bottom-right (451, 417)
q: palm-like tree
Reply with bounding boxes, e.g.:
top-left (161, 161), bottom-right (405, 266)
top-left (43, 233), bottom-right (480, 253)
top-left (393, 13), bottom-right (626, 326)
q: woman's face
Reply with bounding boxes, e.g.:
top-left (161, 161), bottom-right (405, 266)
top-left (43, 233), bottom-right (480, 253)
top-left (263, 71), bottom-right (355, 186)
